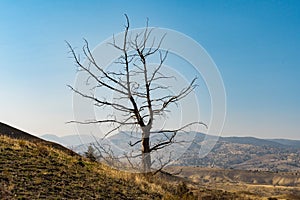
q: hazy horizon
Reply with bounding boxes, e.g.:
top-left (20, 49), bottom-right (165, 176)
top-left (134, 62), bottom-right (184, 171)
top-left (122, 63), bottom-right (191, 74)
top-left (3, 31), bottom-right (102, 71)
top-left (38, 131), bottom-right (300, 141)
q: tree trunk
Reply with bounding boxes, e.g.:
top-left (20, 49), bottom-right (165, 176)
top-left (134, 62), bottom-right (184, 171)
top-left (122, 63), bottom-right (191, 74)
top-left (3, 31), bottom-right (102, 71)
top-left (141, 131), bottom-right (151, 173)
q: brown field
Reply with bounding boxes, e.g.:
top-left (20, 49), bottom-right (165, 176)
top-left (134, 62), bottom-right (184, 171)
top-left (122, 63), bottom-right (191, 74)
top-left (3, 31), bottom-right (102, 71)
top-left (166, 166), bottom-right (300, 199)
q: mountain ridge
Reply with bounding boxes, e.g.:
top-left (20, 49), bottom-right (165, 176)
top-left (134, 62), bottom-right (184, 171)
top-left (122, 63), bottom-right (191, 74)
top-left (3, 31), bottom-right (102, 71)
top-left (40, 131), bottom-right (300, 172)
top-left (41, 132), bottom-right (300, 149)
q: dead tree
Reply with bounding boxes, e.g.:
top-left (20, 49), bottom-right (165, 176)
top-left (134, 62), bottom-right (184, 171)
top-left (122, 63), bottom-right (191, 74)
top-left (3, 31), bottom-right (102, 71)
top-left (67, 15), bottom-right (206, 173)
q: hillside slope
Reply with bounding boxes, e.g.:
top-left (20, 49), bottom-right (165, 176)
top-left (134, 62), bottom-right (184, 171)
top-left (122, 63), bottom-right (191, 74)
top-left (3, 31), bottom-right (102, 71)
top-left (0, 135), bottom-right (169, 199)
top-left (0, 122), bottom-right (76, 155)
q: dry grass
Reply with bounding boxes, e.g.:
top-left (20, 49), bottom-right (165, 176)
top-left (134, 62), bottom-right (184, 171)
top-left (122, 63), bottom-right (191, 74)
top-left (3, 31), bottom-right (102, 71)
top-left (167, 166), bottom-right (300, 200)
top-left (0, 135), bottom-right (168, 199)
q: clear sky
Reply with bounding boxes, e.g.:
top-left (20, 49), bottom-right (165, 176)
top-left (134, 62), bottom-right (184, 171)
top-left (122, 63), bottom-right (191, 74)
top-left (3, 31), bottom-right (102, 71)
top-left (0, 0), bottom-right (299, 139)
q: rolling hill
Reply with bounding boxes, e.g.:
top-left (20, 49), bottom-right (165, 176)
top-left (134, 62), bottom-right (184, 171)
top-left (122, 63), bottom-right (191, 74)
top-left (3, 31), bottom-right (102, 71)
top-left (0, 122), bottom-right (76, 156)
top-left (177, 133), bottom-right (300, 172)
top-left (42, 131), bottom-right (300, 172)
top-left (0, 134), bottom-right (173, 199)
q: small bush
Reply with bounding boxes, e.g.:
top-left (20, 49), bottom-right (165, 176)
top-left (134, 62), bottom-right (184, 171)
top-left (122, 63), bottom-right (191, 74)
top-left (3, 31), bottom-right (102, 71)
top-left (84, 145), bottom-right (97, 162)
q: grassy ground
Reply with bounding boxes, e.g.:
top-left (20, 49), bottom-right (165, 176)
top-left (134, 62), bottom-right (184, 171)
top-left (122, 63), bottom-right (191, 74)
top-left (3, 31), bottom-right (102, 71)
top-left (0, 135), bottom-right (172, 199)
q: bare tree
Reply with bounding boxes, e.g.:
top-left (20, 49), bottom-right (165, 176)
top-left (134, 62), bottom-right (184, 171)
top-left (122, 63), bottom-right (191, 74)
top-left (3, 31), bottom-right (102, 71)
top-left (67, 15), bottom-right (206, 173)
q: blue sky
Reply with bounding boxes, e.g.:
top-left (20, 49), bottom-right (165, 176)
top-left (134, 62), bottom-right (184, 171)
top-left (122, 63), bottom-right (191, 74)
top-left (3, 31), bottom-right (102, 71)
top-left (0, 0), bottom-right (299, 139)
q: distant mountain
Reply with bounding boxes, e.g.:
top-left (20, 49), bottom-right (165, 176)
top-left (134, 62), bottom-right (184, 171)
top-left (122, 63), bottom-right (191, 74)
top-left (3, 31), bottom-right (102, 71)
top-left (40, 134), bottom-right (99, 147)
top-left (177, 132), bottom-right (300, 172)
top-left (41, 134), bottom-right (66, 144)
top-left (221, 136), bottom-right (300, 148)
top-left (221, 136), bottom-right (287, 147)
top-left (267, 138), bottom-right (300, 148)
top-left (39, 130), bottom-right (300, 172)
